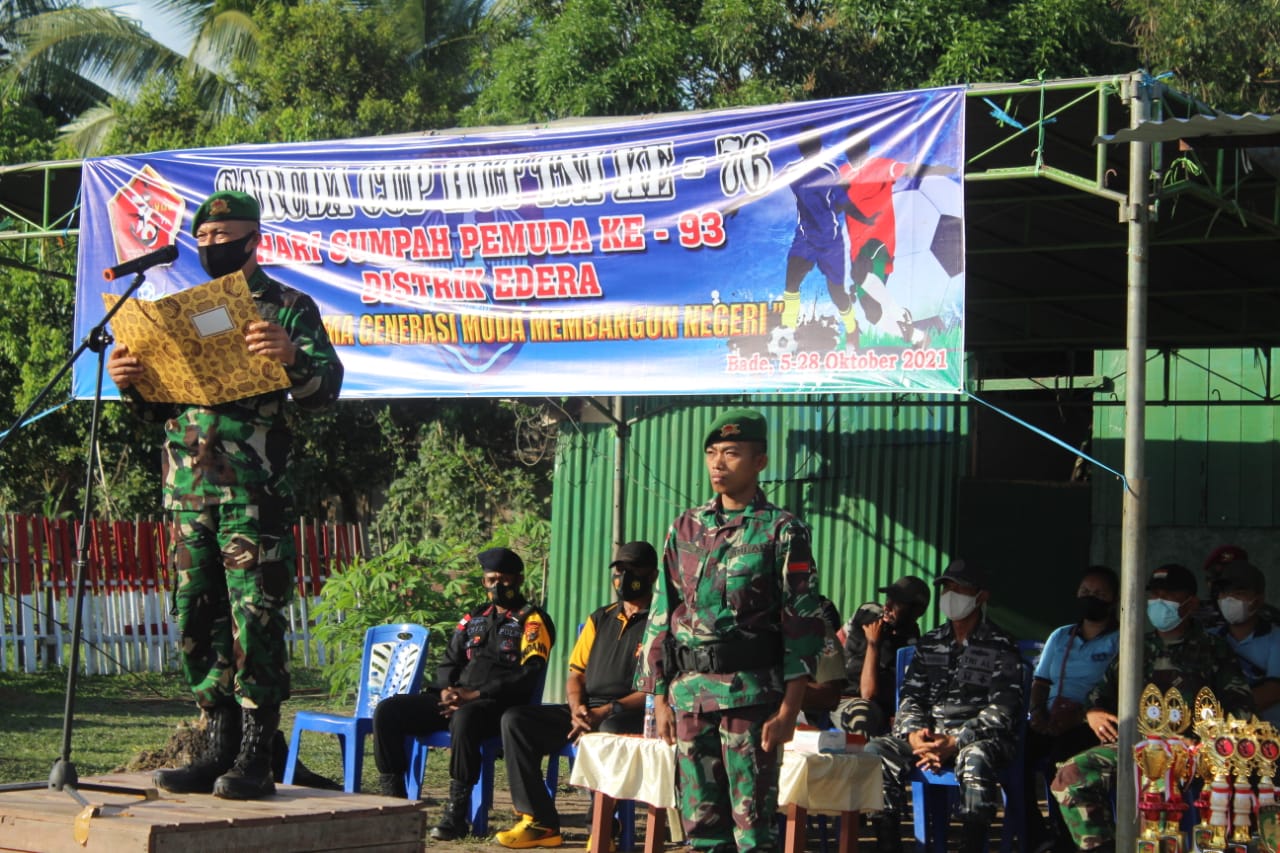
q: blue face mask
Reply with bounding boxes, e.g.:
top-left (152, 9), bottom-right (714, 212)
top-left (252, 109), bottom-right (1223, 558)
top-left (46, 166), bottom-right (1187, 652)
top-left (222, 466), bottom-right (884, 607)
top-left (1146, 598), bottom-right (1185, 632)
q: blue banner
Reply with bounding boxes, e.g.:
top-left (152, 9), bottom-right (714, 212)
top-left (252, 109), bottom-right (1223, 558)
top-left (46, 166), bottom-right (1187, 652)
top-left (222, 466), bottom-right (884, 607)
top-left (74, 87), bottom-right (965, 399)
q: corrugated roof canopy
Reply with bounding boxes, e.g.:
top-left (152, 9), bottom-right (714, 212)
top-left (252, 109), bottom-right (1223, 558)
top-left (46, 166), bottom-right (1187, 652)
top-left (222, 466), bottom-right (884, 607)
top-left (1097, 111), bottom-right (1280, 146)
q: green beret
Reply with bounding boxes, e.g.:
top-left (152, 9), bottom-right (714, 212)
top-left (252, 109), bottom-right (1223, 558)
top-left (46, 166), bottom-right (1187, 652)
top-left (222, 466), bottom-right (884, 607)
top-left (704, 408), bottom-right (767, 448)
top-left (191, 190), bottom-right (261, 236)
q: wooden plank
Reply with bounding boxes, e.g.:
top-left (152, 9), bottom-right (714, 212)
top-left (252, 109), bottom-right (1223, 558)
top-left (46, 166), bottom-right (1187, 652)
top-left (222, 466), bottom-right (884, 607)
top-left (0, 774), bottom-right (426, 853)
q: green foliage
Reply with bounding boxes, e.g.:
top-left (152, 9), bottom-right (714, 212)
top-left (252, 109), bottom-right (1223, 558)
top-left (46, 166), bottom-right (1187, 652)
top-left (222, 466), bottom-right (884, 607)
top-left (1120, 0), bottom-right (1280, 113)
top-left (374, 401), bottom-right (551, 546)
top-left (99, 73), bottom-right (246, 156)
top-left (310, 537), bottom-right (478, 699)
top-left (0, 92), bottom-right (56, 163)
top-left (233, 0), bottom-right (457, 142)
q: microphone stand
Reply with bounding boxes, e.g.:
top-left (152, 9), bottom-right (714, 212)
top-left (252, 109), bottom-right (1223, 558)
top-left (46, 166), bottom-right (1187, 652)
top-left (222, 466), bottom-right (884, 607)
top-left (0, 268), bottom-right (157, 800)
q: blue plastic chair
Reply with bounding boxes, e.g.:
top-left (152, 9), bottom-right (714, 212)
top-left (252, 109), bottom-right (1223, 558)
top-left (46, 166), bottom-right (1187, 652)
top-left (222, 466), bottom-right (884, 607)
top-left (403, 664), bottom-right (550, 837)
top-left (896, 644), bottom-right (1035, 853)
top-left (283, 623), bottom-right (430, 793)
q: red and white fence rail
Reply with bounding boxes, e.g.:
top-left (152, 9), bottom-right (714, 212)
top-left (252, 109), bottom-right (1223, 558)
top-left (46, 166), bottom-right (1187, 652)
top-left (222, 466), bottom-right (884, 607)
top-left (0, 514), bottom-right (366, 675)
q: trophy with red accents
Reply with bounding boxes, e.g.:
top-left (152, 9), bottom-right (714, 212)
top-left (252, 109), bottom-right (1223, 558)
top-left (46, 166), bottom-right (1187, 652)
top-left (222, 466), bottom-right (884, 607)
top-left (1192, 689), bottom-right (1229, 853)
top-left (1135, 685), bottom-right (1195, 853)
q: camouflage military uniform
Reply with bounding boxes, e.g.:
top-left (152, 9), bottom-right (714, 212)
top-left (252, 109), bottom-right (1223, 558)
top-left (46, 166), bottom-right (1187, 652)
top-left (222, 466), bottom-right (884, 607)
top-left (121, 268), bottom-right (343, 709)
top-left (635, 489), bottom-right (825, 853)
top-left (835, 602), bottom-right (921, 736)
top-left (864, 616), bottom-right (1023, 823)
top-left (1050, 620), bottom-right (1253, 850)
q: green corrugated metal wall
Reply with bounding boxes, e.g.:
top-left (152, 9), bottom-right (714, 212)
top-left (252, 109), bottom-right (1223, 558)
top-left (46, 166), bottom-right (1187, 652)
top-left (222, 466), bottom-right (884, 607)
top-left (1091, 348), bottom-right (1280, 590)
top-left (1093, 348), bottom-right (1280, 527)
top-left (543, 394), bottom-right (969, 701)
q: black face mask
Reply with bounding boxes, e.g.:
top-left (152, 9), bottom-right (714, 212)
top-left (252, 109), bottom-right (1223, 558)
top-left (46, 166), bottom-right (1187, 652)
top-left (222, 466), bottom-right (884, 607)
top-left (1077, 594), bottom-right (1112, 622)
top-left (616, 569), bottom-right (654, 602)
top-left (198, 232), bottom-right (256, 278)
top-left (488, 580), bottom-right (524, 609)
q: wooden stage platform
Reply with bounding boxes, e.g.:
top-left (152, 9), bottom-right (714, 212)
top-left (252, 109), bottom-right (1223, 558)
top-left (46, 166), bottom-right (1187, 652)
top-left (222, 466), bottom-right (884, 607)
top-left (0, 772), bottom-right (427, 853)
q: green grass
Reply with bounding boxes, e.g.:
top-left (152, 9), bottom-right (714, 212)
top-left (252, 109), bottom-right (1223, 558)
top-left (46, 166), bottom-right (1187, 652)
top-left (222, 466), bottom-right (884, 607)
top-left (0, 668), bottom-right (439, 790)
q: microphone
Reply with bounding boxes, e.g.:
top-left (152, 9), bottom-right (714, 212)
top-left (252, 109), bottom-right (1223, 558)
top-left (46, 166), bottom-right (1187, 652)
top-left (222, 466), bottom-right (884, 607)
top-left (103, 244), bottom-right (180, 281)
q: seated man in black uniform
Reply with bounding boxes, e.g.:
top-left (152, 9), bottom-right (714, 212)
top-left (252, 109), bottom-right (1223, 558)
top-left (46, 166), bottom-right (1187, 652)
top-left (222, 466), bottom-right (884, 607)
top-left (494, 541), bottom-right (659, 849)
top-left (371, 547), bottom-right (555, 841)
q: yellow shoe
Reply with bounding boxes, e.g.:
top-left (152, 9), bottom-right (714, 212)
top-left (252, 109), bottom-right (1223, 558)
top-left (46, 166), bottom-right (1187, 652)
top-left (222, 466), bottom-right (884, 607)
top-left (496, 815), bottom-right (563, 849)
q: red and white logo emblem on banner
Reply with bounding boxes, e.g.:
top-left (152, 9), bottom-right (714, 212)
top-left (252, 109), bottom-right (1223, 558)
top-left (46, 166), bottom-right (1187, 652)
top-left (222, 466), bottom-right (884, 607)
top-left (106, 165), bottom-right (185, 265)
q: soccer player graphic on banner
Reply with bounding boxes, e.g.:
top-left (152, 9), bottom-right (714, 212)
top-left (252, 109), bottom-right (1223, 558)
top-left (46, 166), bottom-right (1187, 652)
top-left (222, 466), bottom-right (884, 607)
top-left (838, 136), bottom-right (957, 349)
top-left (777, 130), bottom-right (879, 351)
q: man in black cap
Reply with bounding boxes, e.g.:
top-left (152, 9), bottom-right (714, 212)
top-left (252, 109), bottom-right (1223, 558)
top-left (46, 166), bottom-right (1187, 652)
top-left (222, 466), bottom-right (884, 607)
top-left (371, 547), bottom-right (555, 841)
top-left (834, 575), bottom-right (930, 737)
top-left (111, 189), bottom-right (344, 801)
top-left (1051, 563), bottom-right (1252, 852)
top-left (495, 540), bottom-right (659, 849)
top-left (864, 559), bottom-right (1023, 853)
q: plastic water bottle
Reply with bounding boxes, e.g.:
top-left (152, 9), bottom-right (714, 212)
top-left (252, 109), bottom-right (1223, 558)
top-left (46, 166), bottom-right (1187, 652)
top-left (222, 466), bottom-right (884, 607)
top-left (643, 694), bottom-right (657, 738)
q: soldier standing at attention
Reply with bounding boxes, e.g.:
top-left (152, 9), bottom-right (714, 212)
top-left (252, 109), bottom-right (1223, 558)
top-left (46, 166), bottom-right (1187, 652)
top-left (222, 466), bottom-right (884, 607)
top-left (107, 190), bottom-right (344, 800)
top-left (864, 559), bottom-right (1023, 853)
top-left (636, 408), bottom-right (825, 853)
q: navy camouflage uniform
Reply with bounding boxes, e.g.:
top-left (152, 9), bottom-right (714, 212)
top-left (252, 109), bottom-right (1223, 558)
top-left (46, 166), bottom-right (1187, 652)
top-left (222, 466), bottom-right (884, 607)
top-left (865, 616), bottom-right (1023, 823)
top-left (1050, 620), bottom-right (1252, 850)
top-left (636, 489), bottom-right (825, 853)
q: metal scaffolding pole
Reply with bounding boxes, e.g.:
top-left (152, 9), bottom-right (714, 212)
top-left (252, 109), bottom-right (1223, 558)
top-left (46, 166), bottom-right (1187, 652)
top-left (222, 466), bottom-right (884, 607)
top-left (1114, 69), bottom-right (1152, 853)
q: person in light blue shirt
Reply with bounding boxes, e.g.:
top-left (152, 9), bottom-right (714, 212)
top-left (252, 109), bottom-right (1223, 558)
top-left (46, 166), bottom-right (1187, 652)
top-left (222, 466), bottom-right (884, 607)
top-left (1213, 559), bottom-right (1280, 727)
top-left (1026, 565), bottom-right (1120, 853)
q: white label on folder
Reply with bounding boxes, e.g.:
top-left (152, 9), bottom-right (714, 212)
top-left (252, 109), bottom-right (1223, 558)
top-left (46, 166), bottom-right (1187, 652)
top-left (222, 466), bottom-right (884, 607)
top-left (191, 306), bottom-right (235, 337)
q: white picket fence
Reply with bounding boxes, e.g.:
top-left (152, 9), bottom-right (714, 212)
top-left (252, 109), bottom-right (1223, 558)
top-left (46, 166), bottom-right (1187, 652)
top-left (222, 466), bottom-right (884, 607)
top-left (0, 514), bottom-right (364, 675)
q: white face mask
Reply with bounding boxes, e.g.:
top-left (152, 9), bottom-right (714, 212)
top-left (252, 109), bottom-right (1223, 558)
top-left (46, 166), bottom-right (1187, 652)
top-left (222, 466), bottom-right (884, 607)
top-left (1218, 596), bottom-right (1256, 626)
top-left (939, 589), bottom-right (979, 621)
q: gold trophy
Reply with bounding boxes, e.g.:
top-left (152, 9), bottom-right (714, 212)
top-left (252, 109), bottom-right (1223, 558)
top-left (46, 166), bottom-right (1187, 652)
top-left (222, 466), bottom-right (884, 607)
top-left (1192, 689), bottom-right (1229, 853)
top-left (1226, 726), bottom-right (1257, 852)
top-left (1134, 685), bottom-right (1195, 852)
top-left (1137, 738), bottom-right (1173, 850)
top-left (1159, 688), bottom-right (1193, 852)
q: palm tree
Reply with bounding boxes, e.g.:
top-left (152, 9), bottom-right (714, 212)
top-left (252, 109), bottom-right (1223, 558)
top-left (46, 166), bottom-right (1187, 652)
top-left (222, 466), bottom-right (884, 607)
top-left (4, 0), bottom-right (266, 154)
top-left (5, 0), bottom-right (503, 155)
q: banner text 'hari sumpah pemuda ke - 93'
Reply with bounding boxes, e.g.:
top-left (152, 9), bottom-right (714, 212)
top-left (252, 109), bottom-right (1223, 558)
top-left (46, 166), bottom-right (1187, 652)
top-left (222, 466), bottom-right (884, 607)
top-left (74, 87), bottom-right (965, 399)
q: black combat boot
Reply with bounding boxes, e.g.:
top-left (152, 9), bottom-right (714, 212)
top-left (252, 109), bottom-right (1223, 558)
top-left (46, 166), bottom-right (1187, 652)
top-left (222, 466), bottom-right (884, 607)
top-left (378, 772), bottom-right (407, 798)
top-left (153, 702), bottom-right (241, 794)
top-left (429, 779), bottom-right (472, 841)
top-left (872, 813), bottom-right (903, 853)
top-left (212, 705), bottom-right (280, 800)
top-left (958, 814), bottom-right (990, 853)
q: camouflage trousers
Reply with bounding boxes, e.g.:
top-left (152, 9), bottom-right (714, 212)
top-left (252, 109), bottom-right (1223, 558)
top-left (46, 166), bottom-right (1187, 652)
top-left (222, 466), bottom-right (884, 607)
top-left (1049, 742), bottom-right (1118, 849)
top-left (674, 704), bottom-right (780, 853)
top-left (865, 732), bottom-right (1014, 822)
top-left (170, 504), bottom-right (295, 709)
top-left (834, 696), bottom-right (889, 738)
